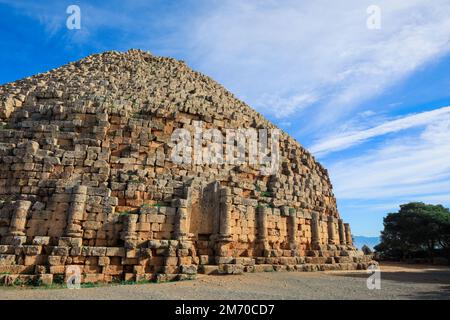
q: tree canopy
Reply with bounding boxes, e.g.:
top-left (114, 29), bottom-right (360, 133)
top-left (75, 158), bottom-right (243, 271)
top-left (374, 202), bottom-right (450, 261)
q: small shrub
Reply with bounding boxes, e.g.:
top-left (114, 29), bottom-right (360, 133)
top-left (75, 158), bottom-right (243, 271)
top-left (26, 277), bottom-right (43, 287)
top-left (81, 282), bottom-right (98, 288)
top-left (119, 211), bottom-right (131, 217)
top-left (53, 274), bottom-right (65, 285)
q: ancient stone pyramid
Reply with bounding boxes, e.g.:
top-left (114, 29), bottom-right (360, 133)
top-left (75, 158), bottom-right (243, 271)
top-left (0, 49), bottom-right (370, 285)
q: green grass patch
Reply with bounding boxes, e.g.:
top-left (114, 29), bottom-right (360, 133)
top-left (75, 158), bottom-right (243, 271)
top-left (260, 191), bottom-right (272, 197)
top-left (118, 211), bottom-right (132, 217)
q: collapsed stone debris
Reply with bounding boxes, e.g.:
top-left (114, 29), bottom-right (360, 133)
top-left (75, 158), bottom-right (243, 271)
top-left (0, 49), bottom-right (373, 285)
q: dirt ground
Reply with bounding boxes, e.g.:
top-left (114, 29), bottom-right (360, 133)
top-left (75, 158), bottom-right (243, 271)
top-left (0, 262), bottom-right (449, 300)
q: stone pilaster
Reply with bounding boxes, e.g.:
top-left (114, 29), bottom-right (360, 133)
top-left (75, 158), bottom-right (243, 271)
top-left (327, 216), bottom-right (336, 245)
top-left (8, 200), bottom-right (32, 236)
top-left (174, 204), bottom-right (190, 240)
top-left (311, 211), bottom-right (321, 247)
top-left (288, 211), bottom-right (298, 250)
top-left (124, 214), bottom-right (138, 249)
top-left (65, 185), bottom-right (87, 238)
top-left (214, 186), bottom-right (233, 262)
top-left (173, 184), bottom-right (193, 241)
top-left (344, 223), bottom-right (353, 246)
top-left (338, 219), bottom-right (346, 245)
top-left (256, 206), bottom-right (269, 254)
top-left (218, 187), bottom-right (232, 241)
top-left (210, 185), bottom-right (221, 238)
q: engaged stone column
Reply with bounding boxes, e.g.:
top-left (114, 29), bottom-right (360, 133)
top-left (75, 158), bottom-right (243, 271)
top-left (65, 185), bottom-right (87, 238)
top-left (215, 186), bottom-right (233, 261)
top-left (288, 211), bottom-right (298, 250)
top-left (327, 216), bottom-right (336, 245)
top-left (344, 223), bottom-right (353, 246)
top-left (338, 219), bottom-right (346, 245)
top-left (209, 184), bottom-right (221, 238)
top-left (257, 206), bottom-right (269, 253)
top-left (311, 212), bottom-right (321, 246)
top-left (219, 187), bottom-right (232, 240)
top-left (8, 200), bottom-right (32, 236)
top-left (174, 199), bottom-right (190, 240)
top-left (124, 214), bottom-right (138, 249)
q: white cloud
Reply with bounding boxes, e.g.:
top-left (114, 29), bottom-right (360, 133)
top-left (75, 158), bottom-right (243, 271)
top-left (310, 106), bottom-right (450, 156)
top-left (328, 115), bottom-right (450, 201)
top-left (256, 92), bottom-right (318, 119)
top-left (186, 0), bottom-right (450, 128)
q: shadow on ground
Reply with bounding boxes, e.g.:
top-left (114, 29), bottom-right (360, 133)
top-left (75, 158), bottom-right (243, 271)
top-left (334, 269), bottom-right (450, 284)
top-left (408, 285), bottom-right (450, 299)
top-left (331, 268), bottom-right (450, 300)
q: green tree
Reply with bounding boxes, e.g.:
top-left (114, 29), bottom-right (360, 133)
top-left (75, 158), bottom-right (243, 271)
top-left (375, 202), bottom-right (450, 262)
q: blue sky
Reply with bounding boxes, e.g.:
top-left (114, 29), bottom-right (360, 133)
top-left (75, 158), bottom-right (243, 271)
top-left (1, 0), bottom-right (450, 236)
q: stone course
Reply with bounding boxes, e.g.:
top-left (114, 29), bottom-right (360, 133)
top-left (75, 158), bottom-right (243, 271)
top-left (0, 49), bottom-right (372, 285)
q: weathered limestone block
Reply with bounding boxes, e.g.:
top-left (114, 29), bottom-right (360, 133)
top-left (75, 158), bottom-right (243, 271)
top-left (48, 255), bottom-right (67, 266)
top-left (23, 245), bottom-right (42, 256)
top-left (0, 254), bottom-right (16, 265)
top-left (219, 264), bottom-right (244, 275)
top-left (58, 237), bottom-right (82, 247)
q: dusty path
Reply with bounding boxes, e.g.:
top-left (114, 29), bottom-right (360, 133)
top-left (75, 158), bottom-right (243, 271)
top-left (1, 263), bottom-right (449, 300)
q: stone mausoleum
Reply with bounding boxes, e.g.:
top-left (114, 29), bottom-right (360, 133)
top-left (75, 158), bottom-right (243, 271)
top-left (0, 50), bottom-right (371, 285)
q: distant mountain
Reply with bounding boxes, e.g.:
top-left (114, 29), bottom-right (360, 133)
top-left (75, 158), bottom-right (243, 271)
top-left (353, 236), bottom-right (380, 250)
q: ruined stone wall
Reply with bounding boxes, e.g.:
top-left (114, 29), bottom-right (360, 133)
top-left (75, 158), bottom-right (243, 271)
top-left (0, 50), bottom-right (371, 285)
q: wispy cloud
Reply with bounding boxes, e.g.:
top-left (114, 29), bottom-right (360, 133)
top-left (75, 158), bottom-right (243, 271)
top-left (256, 92), bottom-right (318, 119)
top-left (310, 106), bottom-right (450, 156)
top-left (186, 0), bottom-right (450, 130)
top-left (329, 115), bottom-right (450, 201)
